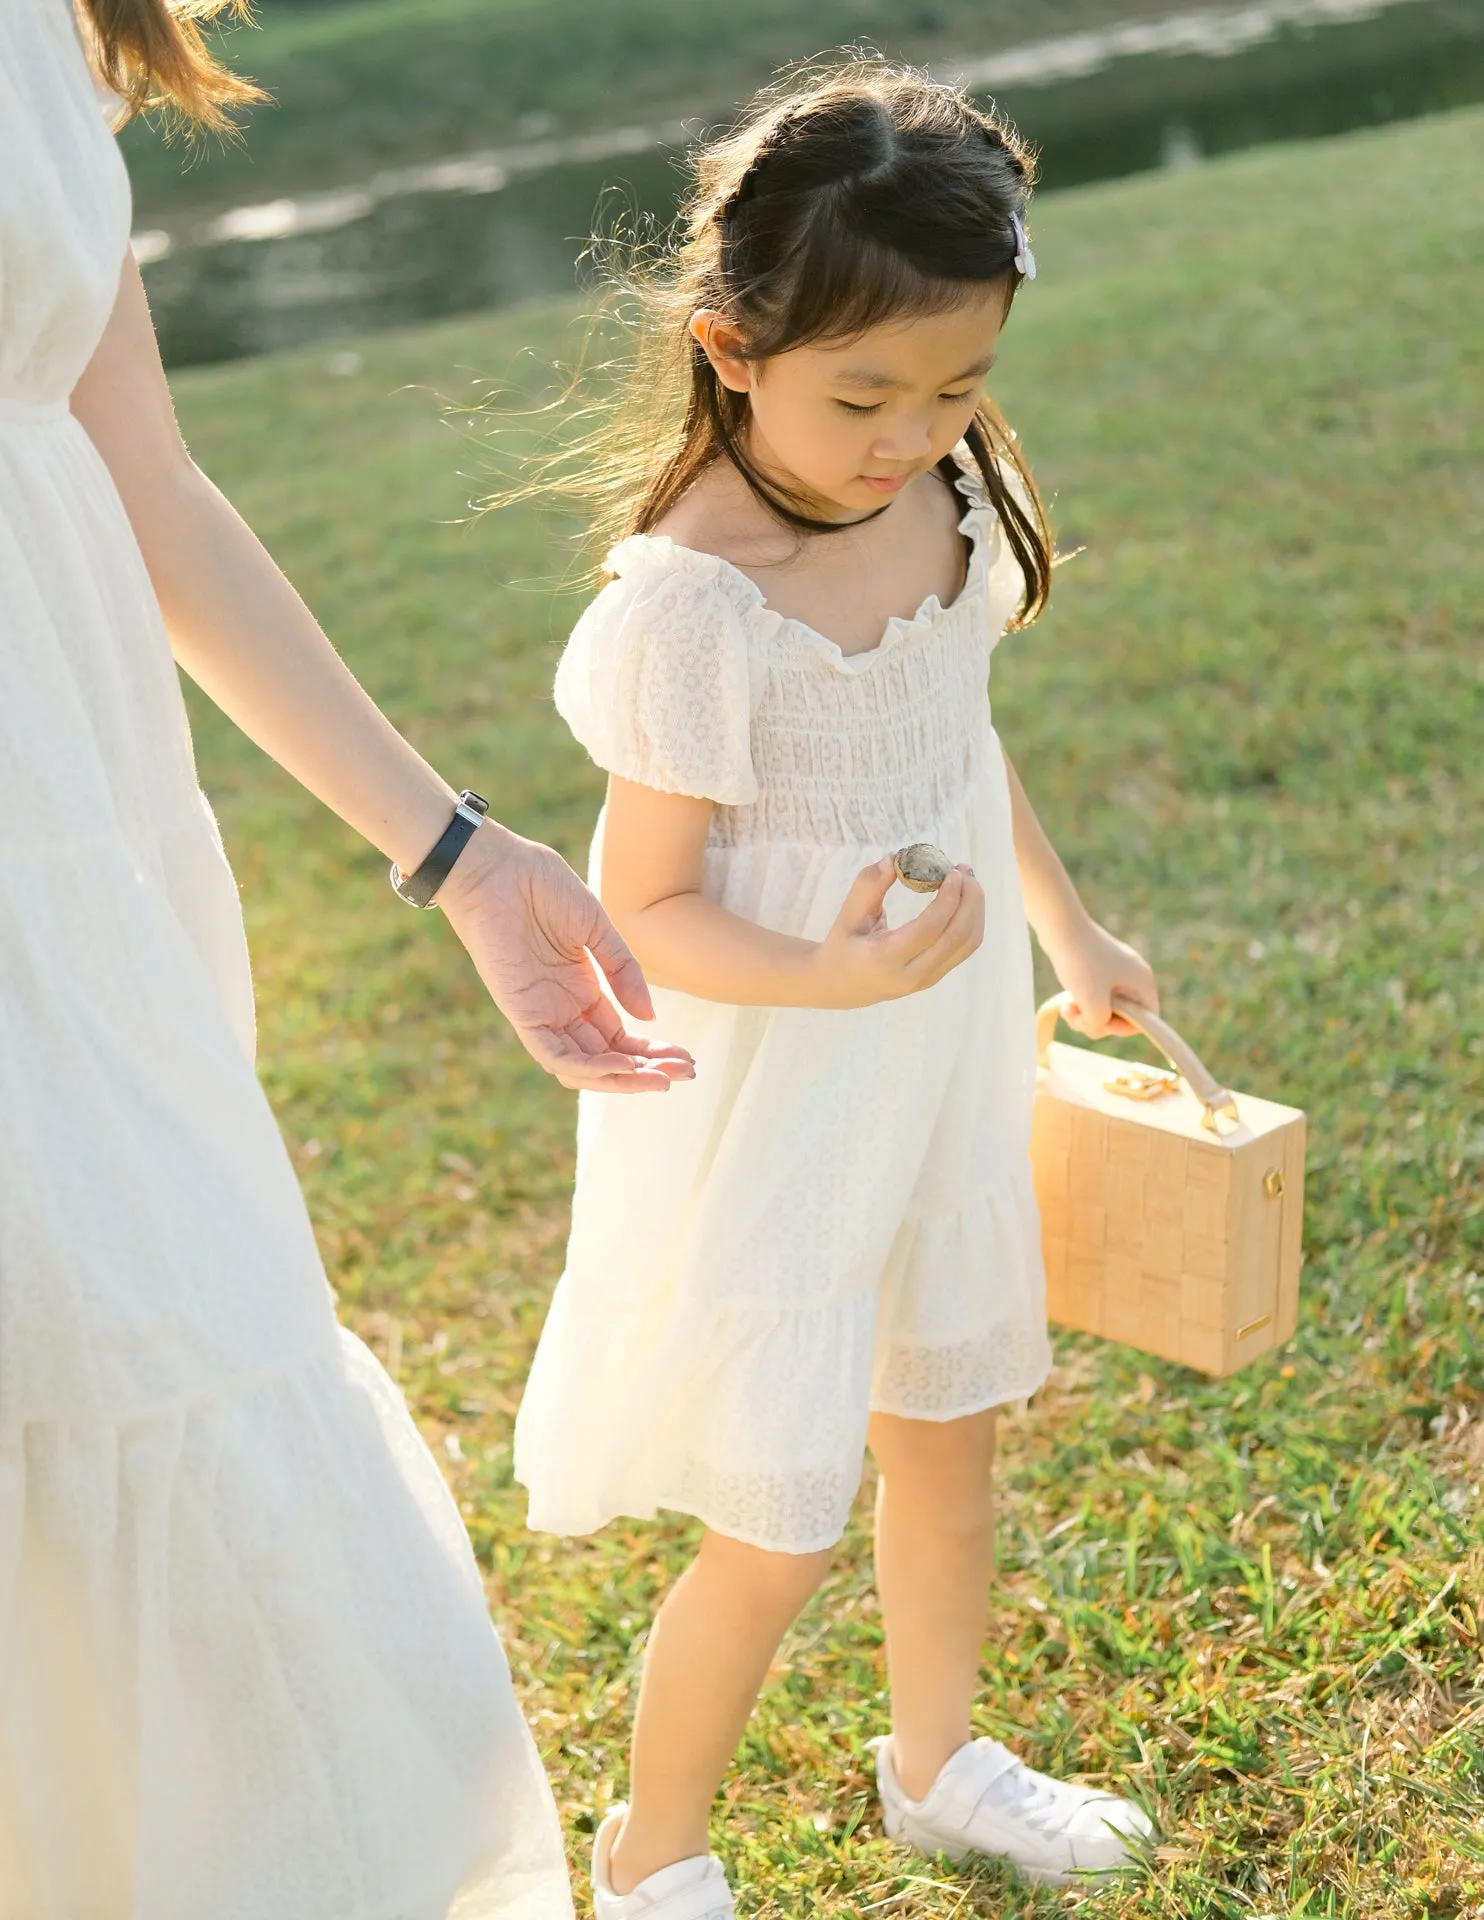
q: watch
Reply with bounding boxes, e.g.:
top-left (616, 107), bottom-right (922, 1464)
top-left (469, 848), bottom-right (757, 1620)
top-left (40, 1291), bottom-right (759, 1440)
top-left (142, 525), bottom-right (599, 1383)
top-left (389, 790), bottom-right (489, 908)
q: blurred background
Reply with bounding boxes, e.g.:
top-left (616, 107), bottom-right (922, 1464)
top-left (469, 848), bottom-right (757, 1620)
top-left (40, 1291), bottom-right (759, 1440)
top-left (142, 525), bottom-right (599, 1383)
top-left (126, 0), bottom-right (1484, 366)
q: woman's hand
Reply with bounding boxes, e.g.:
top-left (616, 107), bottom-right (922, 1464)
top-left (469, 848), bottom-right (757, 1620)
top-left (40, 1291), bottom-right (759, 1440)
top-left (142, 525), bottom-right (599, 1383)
top-left (1044, 913), bottom-right (1159, 1040)
top-left (809, 856), bottom-right (986, 1010)
top-left (71, 264), bottom-right (692, 1097)
top-left (437, 821), bottom-right (696, 1093)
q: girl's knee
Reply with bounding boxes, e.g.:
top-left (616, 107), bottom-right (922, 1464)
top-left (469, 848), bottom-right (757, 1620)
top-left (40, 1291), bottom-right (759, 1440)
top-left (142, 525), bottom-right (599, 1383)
top-left (872, 1409), bottom-right (996, 1481)
top-left (701, 1530), bottom-right (833, 1612)
top-left (872, 1413), bottom-right (998, 1536)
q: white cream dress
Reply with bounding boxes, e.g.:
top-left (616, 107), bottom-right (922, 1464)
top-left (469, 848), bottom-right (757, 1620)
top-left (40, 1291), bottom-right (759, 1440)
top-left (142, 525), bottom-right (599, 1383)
top-left (0, 4), bottom-right (571, 1915)
top-left (514, 458), bottom-right (1054, 1556)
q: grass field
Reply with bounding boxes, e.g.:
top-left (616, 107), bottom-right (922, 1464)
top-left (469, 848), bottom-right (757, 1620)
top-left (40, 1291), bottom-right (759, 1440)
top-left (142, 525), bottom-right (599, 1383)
top-left (169, 107), bottom-right (1484, 1916)
top-left (122, 0), bottom-right (1180, 220)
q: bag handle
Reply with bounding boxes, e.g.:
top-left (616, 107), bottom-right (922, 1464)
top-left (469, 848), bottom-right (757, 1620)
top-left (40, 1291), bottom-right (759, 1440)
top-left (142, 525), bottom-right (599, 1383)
top-left (1036, 991), bottom-right (1240, 1132)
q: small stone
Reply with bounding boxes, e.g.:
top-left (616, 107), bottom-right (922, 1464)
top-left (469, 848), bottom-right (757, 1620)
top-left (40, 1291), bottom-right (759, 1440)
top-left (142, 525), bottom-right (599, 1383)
top-left (894, 842), bottom-right (954, 892)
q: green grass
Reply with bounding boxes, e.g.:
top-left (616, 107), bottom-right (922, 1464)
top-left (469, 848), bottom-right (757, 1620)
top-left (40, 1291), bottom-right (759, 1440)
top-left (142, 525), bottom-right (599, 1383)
top-left (123, 0), bottom-right (1176, 221)
top-left (170, 107), bottom-right (1484, 1915)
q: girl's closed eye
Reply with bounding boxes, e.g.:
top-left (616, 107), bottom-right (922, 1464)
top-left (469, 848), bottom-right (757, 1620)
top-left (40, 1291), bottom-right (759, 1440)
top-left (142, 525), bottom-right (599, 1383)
top-left (836, 390), bottom-right (977, 416)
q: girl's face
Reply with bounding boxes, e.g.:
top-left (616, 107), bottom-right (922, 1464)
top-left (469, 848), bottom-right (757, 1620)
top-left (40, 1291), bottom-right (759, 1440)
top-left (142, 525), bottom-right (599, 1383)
top-left (693, 287), bottom-right (1009, 521)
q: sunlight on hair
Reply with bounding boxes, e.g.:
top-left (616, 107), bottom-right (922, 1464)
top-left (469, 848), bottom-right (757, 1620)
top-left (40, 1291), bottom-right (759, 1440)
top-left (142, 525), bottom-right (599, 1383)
top-left (79, 0), bottom-right (263, 134)
top-left (474, 52), bottom-right (1054, 627)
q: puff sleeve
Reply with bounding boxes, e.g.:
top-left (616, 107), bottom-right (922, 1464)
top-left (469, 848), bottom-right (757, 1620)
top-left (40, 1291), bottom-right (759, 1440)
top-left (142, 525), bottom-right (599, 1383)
top-left (554, 544), bottom-right (761, 806)
top-left (950, 445), bottom-right (1035, 643)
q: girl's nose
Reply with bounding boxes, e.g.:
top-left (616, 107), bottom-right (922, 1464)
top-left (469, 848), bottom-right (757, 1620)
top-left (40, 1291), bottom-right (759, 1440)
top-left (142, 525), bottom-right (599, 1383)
top-left (871, 417), bottom-right (934, 461)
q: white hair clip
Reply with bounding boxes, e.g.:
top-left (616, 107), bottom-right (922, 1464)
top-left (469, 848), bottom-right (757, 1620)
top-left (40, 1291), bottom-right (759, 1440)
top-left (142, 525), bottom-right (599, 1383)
top-left (1012, 211), bottom-right (1036, 280)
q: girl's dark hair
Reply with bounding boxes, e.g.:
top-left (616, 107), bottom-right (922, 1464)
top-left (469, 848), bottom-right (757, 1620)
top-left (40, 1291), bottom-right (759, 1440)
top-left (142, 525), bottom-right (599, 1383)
top-left (504, 56), bottom-right (1052, 627)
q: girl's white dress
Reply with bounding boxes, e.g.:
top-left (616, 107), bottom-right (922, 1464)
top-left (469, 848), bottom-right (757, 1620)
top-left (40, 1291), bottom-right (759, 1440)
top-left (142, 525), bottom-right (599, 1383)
top-left (515, 459), bottom-right (1054, 1556)
top-left (0, 5), bottom-right (571, 1915)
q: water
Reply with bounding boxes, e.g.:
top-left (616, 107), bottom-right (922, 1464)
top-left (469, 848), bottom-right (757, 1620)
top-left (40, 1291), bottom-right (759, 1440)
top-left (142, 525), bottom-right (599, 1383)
top-left (140, 0), bottom-right (1484, 368)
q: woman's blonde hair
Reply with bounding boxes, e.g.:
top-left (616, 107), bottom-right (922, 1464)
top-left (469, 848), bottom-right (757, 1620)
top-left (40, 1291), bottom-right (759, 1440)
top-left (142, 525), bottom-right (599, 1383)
top-left (507, 57), bottom-right (1053, 627)
top-left (78, 0), bottom-right (261, 130)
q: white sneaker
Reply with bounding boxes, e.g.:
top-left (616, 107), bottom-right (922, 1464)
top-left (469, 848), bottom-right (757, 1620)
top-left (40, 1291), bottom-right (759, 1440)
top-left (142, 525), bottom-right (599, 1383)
top-left (591, 1805), bottom-right (737, 1920)
top-left (870, 1734), bottom-right (1154, 1887)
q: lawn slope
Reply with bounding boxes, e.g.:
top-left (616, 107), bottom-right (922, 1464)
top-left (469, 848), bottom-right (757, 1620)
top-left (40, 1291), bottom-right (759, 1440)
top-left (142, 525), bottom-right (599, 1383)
top-left (174, 106), bottom-right (1484, 1916)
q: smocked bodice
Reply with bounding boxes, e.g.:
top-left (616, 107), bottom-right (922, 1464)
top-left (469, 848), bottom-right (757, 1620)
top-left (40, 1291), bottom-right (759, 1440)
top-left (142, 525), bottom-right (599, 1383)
top-left (0, 0), bottom-right (130, 413)
top-left (556, 464), bottom-right (1026, 853)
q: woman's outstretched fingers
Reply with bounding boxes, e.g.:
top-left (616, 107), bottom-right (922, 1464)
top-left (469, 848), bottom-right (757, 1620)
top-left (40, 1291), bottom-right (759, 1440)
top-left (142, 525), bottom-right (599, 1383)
top-left (437, 821), bottom-right (696, 1090)
top-left (540, 1016), bottom-right (685, 1091)
top-left (605, 1031), bottom-right (698, 1072)
top-left (582, 982), bottom-right (695, 1076)
top-left (585, 899), bottom-right (658, 1024)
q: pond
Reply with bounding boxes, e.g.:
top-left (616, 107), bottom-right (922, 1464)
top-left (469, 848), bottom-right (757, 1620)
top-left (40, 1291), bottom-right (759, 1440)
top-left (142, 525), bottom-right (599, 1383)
top-left (139, 0), bottom-right (1484, 367)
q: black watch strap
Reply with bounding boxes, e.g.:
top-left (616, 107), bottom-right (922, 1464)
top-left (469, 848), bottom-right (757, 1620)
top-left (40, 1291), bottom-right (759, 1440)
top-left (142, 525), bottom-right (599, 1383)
top-left (390, 790), bottom-right (489, 908)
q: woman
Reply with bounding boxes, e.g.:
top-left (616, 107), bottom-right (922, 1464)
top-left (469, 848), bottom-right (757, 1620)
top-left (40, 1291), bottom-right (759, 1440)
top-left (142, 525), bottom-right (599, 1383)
top-left (0, 1), bottom-right (690, 1915)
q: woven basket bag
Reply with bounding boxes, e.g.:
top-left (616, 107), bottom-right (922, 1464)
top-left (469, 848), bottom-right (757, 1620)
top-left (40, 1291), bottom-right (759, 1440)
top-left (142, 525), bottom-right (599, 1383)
top-left (1032, 992), bottom-right (1306, 1377)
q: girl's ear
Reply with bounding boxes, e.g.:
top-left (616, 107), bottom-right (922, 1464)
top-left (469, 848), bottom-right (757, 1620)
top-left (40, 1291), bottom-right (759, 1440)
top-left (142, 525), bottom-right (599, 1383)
top-left (689, 309), bottom-right (754, 394)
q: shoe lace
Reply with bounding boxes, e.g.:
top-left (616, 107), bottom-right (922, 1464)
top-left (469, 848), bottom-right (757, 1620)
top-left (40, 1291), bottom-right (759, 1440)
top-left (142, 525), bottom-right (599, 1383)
top-left (976, 1752), bottom-right (1081, 1837)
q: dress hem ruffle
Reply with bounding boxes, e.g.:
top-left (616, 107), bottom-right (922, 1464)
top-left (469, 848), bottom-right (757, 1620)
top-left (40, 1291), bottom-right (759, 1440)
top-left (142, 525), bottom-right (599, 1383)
top-left (522, 1355), bottom-right (1054, 1556)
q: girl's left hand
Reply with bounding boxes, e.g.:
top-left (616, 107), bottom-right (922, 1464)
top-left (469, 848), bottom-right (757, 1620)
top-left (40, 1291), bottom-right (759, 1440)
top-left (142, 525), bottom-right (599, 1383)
top-left (1047, 915), bottom-right (1159, 1040)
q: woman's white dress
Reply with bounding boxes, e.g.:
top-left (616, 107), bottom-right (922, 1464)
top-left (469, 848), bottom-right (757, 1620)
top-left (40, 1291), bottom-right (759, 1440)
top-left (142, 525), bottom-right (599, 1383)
top-left (0, 5), bottom-right (572, 1915)
top-left (514, 463), bottom-right (1054, 1557)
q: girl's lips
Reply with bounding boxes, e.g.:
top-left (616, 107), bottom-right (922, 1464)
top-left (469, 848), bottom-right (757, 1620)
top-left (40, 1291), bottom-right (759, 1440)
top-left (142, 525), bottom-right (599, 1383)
top-left (860, 473), bottom-right (911, 495)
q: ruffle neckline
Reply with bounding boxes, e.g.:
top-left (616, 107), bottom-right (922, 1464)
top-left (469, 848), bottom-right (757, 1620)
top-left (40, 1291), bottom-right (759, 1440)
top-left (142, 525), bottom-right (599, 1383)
top-left (607, 456), bottom-right (1002, 676)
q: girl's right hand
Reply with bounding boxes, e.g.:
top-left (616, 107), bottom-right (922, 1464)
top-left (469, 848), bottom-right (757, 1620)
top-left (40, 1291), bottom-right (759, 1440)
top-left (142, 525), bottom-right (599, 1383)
top-left (810, 856), bottom-right (985, 1009)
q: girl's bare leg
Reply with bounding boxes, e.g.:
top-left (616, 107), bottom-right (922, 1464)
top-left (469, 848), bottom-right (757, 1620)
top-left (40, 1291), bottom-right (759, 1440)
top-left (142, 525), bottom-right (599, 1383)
top-left (607, 1528), bottom-right (832, 1894)
top-left (867, 1408), bottom-right (998, 1801)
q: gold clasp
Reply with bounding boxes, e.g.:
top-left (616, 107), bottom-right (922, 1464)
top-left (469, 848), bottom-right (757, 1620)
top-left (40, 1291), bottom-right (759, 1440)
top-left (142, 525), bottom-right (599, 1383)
top-left (1104, 1067), bottom-right (1177, 1103)
top-left (1263, 1168), bottom-right (1286, 1198)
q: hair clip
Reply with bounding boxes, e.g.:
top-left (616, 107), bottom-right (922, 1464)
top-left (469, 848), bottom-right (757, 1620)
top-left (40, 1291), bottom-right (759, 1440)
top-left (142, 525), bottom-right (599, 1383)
top-left (1012, 211), bottom-right (1036, 281)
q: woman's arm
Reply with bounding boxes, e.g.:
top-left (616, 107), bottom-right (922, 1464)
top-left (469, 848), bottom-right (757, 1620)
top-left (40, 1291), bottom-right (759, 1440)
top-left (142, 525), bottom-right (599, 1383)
top-left (1002, 747), bottom-right (1158, 1036)
top-left (70, 257), bottom-right (691, 1093)
top-left (75, 260), bottom-right (464, 879)
top-left (601, 776), bottom-right (985, 1009)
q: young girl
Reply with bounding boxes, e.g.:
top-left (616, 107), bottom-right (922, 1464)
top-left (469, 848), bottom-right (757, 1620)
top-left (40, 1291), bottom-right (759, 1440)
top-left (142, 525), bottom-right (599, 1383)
top-left (513, 60), bottom-right (1158, 1915)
